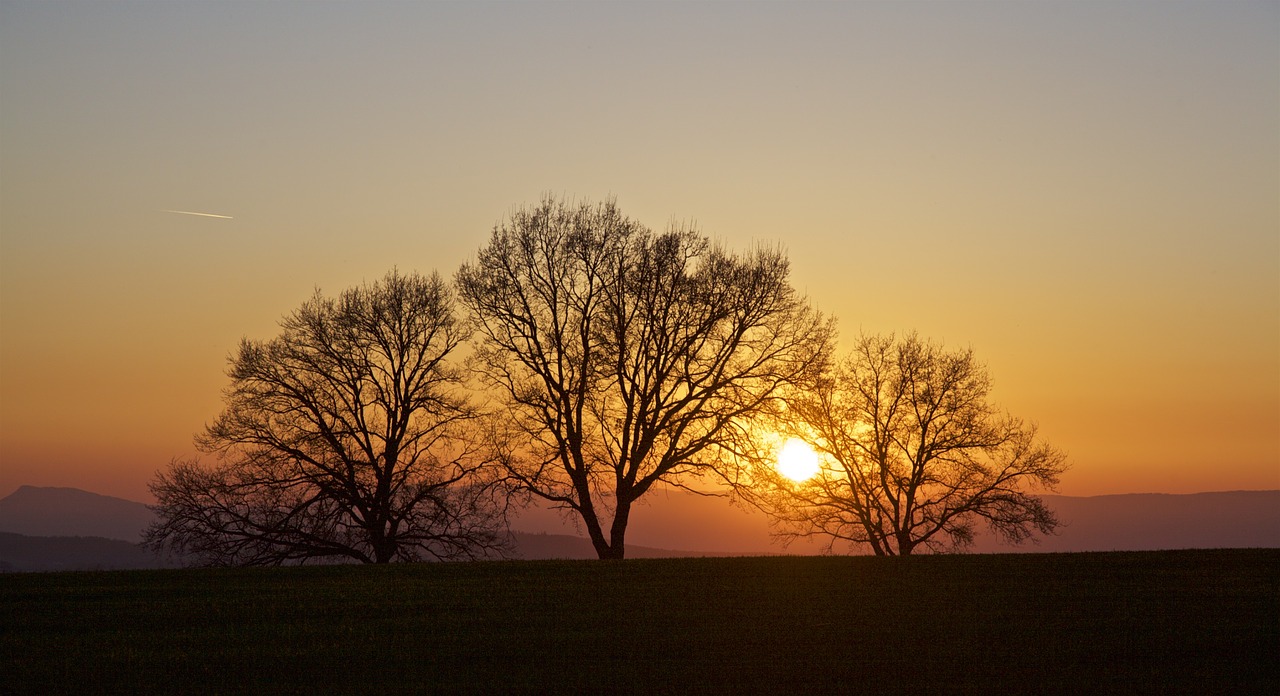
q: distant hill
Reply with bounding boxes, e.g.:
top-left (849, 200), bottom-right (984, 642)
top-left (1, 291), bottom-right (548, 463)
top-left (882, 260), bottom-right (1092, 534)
top-left (510, 532), bottom-right (735, 560)
top-left (510, 488), bottom-right (829, 555)
top-left (0, 529), bottom-right (709, 571)
top-left (0, 486), bottom-right (155, 542)
top-left (0, 486), bottom-right (726, 570)
top-left (970, 491), bottom-right (1280, 553)
top-left (513, 487), bottom-right (1280, 554)
top-left (1, 485), bottom-right (1276, 571)
top-left (0, 532), bottom-right (175, 573)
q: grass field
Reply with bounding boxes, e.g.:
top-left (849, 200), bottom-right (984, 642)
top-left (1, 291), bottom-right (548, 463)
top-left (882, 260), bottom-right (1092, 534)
top-left (2, 549), bottom-right (1276, 695)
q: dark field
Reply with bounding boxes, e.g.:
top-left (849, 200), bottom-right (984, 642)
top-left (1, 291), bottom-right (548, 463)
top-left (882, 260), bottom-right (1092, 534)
top-left (2, 550), bottom-right (1276, 695)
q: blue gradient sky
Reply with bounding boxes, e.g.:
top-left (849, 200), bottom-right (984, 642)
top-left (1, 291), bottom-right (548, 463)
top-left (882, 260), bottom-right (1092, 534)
top-left (1, 0), bottom-right (1277, 500)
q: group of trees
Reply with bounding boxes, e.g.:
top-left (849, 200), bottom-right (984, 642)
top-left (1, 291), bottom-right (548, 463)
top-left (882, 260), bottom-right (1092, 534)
top-left (146, 196), bottom-right (1067, 564)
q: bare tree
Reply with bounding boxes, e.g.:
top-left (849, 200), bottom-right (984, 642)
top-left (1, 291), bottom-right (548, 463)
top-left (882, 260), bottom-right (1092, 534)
top-left (456, 197), bottom-right (833, 559)
top-left (145, 271), bottom-right (508, 565)
top-left (756, 333), bottom-right (1067, 555)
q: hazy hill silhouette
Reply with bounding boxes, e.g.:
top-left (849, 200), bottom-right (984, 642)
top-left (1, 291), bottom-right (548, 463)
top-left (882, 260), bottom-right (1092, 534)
top-left (0, 486), bottom-right (721, 570)
top-left (0, 529), bottom-right (707, 571)
top-left (509, 532), bottom-right (735, 560)
top-left (1, 485), bottom-right (1276, 571)
top-left (510, 488), bottom-right (828, 554)
top-left (513, 487), bottom-right (1280, 554)
top-left (0, 486), bottom-right (155, 542)
top-left (970, 491), bottom-right (1280, 553)
top-left (0, 532), bottom-right (175, 572)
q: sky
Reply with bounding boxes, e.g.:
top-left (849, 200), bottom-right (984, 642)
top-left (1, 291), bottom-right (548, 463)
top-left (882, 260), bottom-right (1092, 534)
top-left (1, 0), bottom-right (1277, 503)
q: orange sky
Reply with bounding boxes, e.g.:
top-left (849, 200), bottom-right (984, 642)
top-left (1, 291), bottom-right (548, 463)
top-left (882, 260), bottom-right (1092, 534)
top-left (1, 1), bottom-right (1277, 502)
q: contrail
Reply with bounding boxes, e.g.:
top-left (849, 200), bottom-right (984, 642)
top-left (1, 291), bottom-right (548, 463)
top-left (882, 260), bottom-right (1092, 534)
top-left (164, 209), bottom-right (233, 219)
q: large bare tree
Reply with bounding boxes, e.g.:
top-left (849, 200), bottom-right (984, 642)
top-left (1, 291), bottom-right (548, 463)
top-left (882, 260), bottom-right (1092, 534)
top-left (456, 197), bottom-right (833, 559)
top-left (145, 271), bottom-right (508, 565)
top-left (757, 333), bottom-right (1067, 555)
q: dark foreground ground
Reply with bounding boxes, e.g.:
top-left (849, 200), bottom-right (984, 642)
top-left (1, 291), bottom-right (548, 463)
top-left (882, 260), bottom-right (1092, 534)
top-left (2, 549), bottom-right (1276, 695)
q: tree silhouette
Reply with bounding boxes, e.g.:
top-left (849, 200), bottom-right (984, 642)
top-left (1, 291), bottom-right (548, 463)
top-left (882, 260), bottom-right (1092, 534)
top-left (145, 271), bottom-right (508, 565)
top-left (457, 196), bottom-right (833, 559)
top-left (756, 333), bottom-right (1067, 555)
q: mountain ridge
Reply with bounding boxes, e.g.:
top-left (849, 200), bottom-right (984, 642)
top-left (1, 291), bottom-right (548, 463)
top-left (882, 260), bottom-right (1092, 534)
top-left (2, 485), bottom-right (1277, 572)
top-left (0, 485), bottom-right (157, 542)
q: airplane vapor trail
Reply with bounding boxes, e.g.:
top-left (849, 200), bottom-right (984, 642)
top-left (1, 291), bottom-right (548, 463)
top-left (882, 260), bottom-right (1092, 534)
top-left (164, 209), bottom-right (233, 219)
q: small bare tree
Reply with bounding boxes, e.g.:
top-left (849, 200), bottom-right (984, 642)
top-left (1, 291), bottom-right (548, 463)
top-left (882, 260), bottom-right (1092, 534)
top-left (456, 197), bottom-right (833, 559)
top-left (145, 271), bottom-right (509, 565)
top-left (757, 333), bottom-right (1067, 555)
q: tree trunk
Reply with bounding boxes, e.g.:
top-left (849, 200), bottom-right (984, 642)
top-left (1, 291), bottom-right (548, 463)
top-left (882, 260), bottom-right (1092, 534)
top-left (576, 498), bottom-right (614, 560)
top-left (868, 536), bottom-right (887, 556)
top-left (370, 525), bottom-right (396, 563)
top-left (601, 497), bottom-right (632, 560)
top-left (896, 532), bottom-right (914, 556)
top-left (597, 542), bottom-right (625, 560)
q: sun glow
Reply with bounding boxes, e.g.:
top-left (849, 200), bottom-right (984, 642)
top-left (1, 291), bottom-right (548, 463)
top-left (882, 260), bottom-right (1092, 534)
top-left (776, 438), bottom-right (820, 482)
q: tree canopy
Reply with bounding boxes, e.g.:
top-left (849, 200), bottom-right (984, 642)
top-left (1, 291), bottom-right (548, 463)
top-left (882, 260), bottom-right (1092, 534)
top-left (456, 197), bottom-right (833, 558)
top-left (146, 271), bottom-right (508, 565)
top-left (753, 333), bottom-right (1067, 555)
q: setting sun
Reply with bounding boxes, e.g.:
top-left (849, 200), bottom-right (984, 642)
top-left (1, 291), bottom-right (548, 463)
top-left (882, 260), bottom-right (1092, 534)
top-left (777, 438), bottom-right (820, 482)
